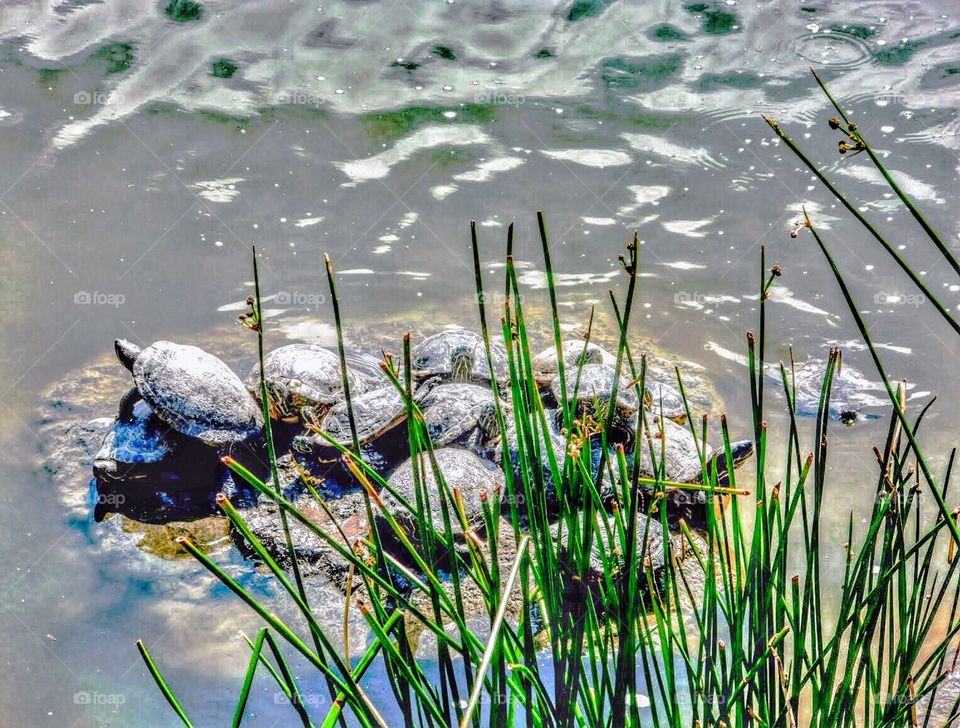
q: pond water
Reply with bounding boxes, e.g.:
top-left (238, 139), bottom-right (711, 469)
top-left (1, 0), bottom-right (959, 724)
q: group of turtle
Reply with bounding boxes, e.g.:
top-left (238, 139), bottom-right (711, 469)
top-left (92, 328), bottom-right (753, 587)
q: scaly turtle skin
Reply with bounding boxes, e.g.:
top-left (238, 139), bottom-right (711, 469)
top-left (412, 329), bottom-right (508, 384)
top-left (531, 340), bottom-right (614, 385)
top-left (247, 343), bottom-right (366, 423)
top-left (416, 382), bottom-right (501, 452)
top-left (115, 339), bottom-right (262, 448)
top-left (377, 447), bottom-right (505, 564)
top-left (292, 385), bottom-right (408, 463)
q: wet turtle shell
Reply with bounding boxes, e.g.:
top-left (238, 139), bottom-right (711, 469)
top-left (416, 382), bottom-right (501, 450)
top-left (115, 339), bottom-right (262, 448)
top-left (549, 363), bottom-right (640, 441)
top-left (635, 415), bottom-right (709, 483)
top-left (531, 340), bottom-right (615, 385)
top-left (553, 511), bottom-right (672, 593)
top-left (293, 385), bottom-right (408, 463)
top-left (412, 329), bottom-right (508, 384)
top-left (644, 380), bottom-right (687, 423)
top-left (247, 343), bottom-right (366, 422)
top-left (377, 447), bottom-right (505, 563)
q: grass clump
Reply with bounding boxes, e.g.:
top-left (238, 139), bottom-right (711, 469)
top-left (136, 75), bottom-right (960, 727)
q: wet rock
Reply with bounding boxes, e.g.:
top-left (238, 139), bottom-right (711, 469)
top-left (232, 456), bottom-right (372, 591)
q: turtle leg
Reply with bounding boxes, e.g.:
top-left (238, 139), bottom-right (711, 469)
top-left (117, 386), bottom-right (142, 422)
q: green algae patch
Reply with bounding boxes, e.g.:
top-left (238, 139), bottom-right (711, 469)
top-left (684, 2), bottom-right (740, 35)
top-left (361, 105), bottom-right (496, 143)
top-left (165, 0), bottom-right (202, 23)
top-left (211, 58), bottom-right (238, 79)
top-left (649, 24), bottom-right (687, 42)
top-left (94, 43), bottom-right (135, 75)
top-left (567, 0), bottom-right (615, 22)
top-left (600, 54), bottom-right (683, 92)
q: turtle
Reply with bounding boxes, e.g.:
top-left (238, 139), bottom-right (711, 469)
top-left (376, 447), bottom-right (505, 564)
top-left (531, 339), bottom-right (615, 385)
top-left (246, 343), bottom-right (367, 423)
top-left (644, 380), bottom-right (687, 423)
top-left (292, 384), bottom-right (409, 464)
top-left (552, 511), bottom-right (673, 597)
top-left (415, 382), bottom-right (503, 453)
top-left (785, 357), bottom-right (888, 424)
top-left (634, 414), bottom-right (753, 485)
top-left (411, 329), bottom-right (508, 384)
top-left (115, 339), bottom-right (262, 448)
top-left (549, 363), bottom-right (640, 446)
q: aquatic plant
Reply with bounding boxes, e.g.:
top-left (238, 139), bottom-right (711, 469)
top-left (137, 77), bottom-right (960, 726)
top-left (164, 0), bottom-right (202, 23)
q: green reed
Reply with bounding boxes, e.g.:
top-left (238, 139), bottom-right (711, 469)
top-left (137, 75), bottom-right (960, 726)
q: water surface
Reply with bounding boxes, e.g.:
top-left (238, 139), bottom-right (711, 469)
top-left (2, 0), bottom-right (960, 723)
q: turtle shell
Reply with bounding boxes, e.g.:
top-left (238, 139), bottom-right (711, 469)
top-left (248, 344), bottom-right (366, 420)
top-left (378, 447), bottom-right (505, 562)
top-left (645, 380), bottom-right (687, 422)
top-left (417, 382), bottom-right (500, 447)
top-left (550, 363), bottom-right (640, 416)
top-left (635, 415), bottom-right (711, 483)
top-left (531, 340), bottom-right (614, 384)
top-left (293, 385), bottom-right (408, 462)
top-left (412, 329), bottom-right (508, 383)
top-left (133, 341), bottom-right (262, 447)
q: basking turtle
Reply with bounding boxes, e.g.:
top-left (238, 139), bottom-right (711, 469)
top-left (644, 380), bottom-right (687, 423)
top-left (531, 340), bottom-right (614, 385)
top-left (412, 329), bottom-right (508, 384)
top-left (416, 382), bottom-right (502, 452)
top-left (787, 357), bottom-right (891, 424)
top-left (632, 415), bottom-right (753, 517)
top-left (549, 363), bottom-right (640, 446)
top-left (115, 339), bottom-right (262, 448)
top-left (553, 511), bottom-right (673, 595)
top-left (247, 343), bottom-right (366, 423)
top-left (377, 447), bottom-right (505, 563)
top-left (292, 384), bottom-right (409, 464)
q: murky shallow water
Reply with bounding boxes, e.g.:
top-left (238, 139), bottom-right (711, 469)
top-left (1, 0), bottom-right (960, 723)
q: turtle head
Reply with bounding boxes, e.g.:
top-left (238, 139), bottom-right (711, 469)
top-left (450, 345), bottom-right (475, 383)
top-left (710, 439), bottom-right (754, 486)
top-left (114, 339), bottom-right (142, 373)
